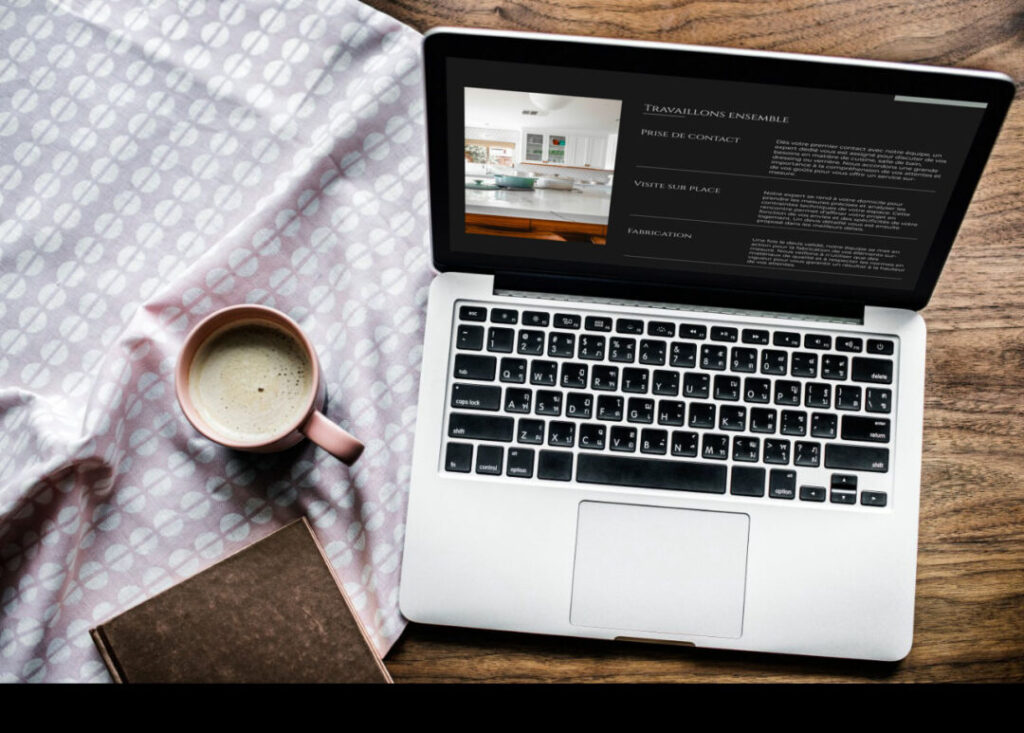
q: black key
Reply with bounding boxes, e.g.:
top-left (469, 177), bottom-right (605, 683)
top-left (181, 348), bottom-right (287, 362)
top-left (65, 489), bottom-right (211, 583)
top-left (781, 410), bottom-right (807, 436)
top-left (566, 392), bottom-right (594, 420)
top-left (547, 421), bottom-right (575, 447)
top-left (830, 490), bottom-right (857, 505)
top-left (743, 378), bottom-right (770, 404)
top-left (591, 365), bottom-right (619, 391)
top-left (517, 418), bottom-right (544, 444)
top-left (560, 362), bottom-right (588, 389)
top-left (491, 308), bottom-right (517, 324)
top-left (700, 344), bottom-right (727, 370)
top-left (475, 445), bottom-right (503, 475)
top-left (852, 357), bottom-right (893, 384)
top-left (548, 332), bottom-right (575, 358)
top-left (554, 313), bottom-right (581, 329)
top-left (627, 397), bottom-right (654, 424)
top-left (750, 408), bottom-right (777, 434)
top-left (730, 347), bottom-right (757, 373)
top-left (487, 327), bottom-right (514, 353)
top-left (448, 413), bottom-right (514, 442)
top-left (517, 330), bottom-right (545, 355)
top-left (800, 486), bottom-right (826, 502)
top-left (831, 474), bottom-right (858, 490)
top-left (535, 390), bottom-right (562, 416)
top-left (609, 337), bottom-right (636, 363)
top-left (865, 388), bottom-right (892, 414)
top-left (825, 444), bottom-right (889, 472)
top-left (538, 450), bottom-right (573, 480)
top-left (711, 326), bottom-right (738, 342)
top-left (836, 385), bottom-right (862, 411)
top-left (597, 395), bottom-right (624, 421)
top-left (794, 441), bottom-right (821, 467)
top-left (503, 388), bottom-right (532, 414)
top-left (683, 373), bottom-right (710, 399)
top-left (811, 412), bottom-right (838, 439)
top-left (648, 321), bottom-right (675, 338)
top-left (867, 339), bottom-right (895, 355)
top-left (616, 318), bottom-right (643, 334)
top-left (457, 324), bottom-right (484, 351)
top-left (585, 316), bottom-right (612, 332)
top-left (689, 402), bottom-right (715, 428)
top-left (459, 305), bottom-right (486, 322)
top-left (671, 431), bottom-right (698, 457)
top-left (804, 334), bottom-right (832, 350)
top-left (775, 380), bottom-right (801, 406)
top-left (670, 342), bottom-right (697, 368)
top-left (521, 311), bottom-right (549, 327)
top-left (610, 426), bottom-right (637, 452)
top-left (579, 424), bottom-right (607, 450)
top-left (761, 349), bottom-right (788, 375)
top-left (622, 367), bottom-right (649, 393)
top-left (791, 352), bottom-right (817, 378)
top-left (822, 355), bottom-right (848, 380)
top-left (578, 335), bottom-right (606, 360)
top-left (641, 429), bottom-right (668, 455)
top-left (639, 339), bottom-right (666, 365)
top-left (861, 491), bottom-right (888, 507)
top-left (731, 466), bottom-right (765, 496)
top-left (842, 416), bottom-right (891, 443)
top-left (576, 454), bottom-right (727, 494)
top-left (499, 357), bottom-right (526, 384)
top-left (836, 336), bottom-right (863, 353)
top-left (774, 331), bottom-right (800, 347)
top-left (657, 400), bottom-right (686, 426)
top-left (764, 439), bottom-right (790, 465)
top-left (713, 375), bottom-right (740, 401)
top-left (454, 354), bottom-right (496, 381)
top-left (742, 329), bottom-right (770, 345)
top-left (732, 437), bottom-right (760, 462)
top-left (445, 442), bottom-right (473, 472)
top-left (530, 360), bottom-right (557, 386)
top-left (769, 469), bottom-right (797, 499)
top-left (678, 324), bottom-right (707, 340)
top-left (506, 447), bottom-right (534, 478)
top-left (652, 370), bottom-right (679, 396)
top-left (701, 433), bottom-right (729, 460)
top-left (719, 405), bottom-right (746, 431)
top-left (805, 383), bottom-right (832, 409)
top-left (451, 383), bottom-right (501, 411)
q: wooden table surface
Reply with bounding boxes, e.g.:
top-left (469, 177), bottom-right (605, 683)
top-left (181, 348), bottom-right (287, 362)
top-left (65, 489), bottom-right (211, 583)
top-left (370, 0), bottom-right (1024, 682)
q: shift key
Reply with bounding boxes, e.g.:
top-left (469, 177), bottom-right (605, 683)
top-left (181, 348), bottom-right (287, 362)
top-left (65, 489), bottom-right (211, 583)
top-left (448, 412), bottom-right (514, 442)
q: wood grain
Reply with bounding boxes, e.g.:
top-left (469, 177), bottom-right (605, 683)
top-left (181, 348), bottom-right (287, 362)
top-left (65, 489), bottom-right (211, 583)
top-left (372, 0), bottom-right (1024, 682)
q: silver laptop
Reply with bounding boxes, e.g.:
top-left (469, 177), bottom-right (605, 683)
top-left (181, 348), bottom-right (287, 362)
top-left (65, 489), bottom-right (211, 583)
top-left (399, 28), bottom-right (1012, 661)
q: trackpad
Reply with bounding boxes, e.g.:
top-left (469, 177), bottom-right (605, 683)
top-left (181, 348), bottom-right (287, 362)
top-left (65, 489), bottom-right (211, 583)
top-left (570, 502), bottom-right (749, 639)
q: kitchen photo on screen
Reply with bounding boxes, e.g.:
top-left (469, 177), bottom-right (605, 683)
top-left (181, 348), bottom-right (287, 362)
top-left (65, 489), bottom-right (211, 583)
top-left (464, 88), bottom-right (623, 244)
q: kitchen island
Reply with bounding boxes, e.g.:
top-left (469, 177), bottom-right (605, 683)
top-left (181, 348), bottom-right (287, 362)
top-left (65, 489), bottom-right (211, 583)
top-left (465, 179), bottom-right (611, 242)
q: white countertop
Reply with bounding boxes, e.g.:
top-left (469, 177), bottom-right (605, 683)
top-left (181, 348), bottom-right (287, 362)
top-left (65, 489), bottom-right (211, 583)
top-left (465, 180), bottom-right (611, 225)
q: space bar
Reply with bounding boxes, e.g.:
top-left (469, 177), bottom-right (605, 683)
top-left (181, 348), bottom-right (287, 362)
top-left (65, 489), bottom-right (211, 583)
top-left (576, 454), bottom-right (728, 494)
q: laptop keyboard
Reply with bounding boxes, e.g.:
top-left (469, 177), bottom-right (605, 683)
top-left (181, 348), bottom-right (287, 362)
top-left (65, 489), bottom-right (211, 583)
top-left (442, 301), bottom-right (897, 509)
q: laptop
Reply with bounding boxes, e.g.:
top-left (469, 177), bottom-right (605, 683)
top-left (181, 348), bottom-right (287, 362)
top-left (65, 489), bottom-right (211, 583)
top-left (399, 28), bottom-right (1013, 661)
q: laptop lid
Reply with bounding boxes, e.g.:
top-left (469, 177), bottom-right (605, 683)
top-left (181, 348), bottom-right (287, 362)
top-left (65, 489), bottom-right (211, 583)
top-left (423, 29), bottom-right (1013, 316)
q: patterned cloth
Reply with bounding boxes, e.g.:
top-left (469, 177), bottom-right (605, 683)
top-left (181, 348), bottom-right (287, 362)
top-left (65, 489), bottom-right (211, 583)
top-left (0, 0), bottom-right (429, 682)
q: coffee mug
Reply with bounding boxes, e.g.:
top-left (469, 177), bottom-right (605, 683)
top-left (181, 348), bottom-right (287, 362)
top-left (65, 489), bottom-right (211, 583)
top-left (175, 304), bottom-right (364, 465)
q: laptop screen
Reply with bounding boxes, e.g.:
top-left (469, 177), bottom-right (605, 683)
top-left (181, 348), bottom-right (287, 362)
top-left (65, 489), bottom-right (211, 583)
top-left (426, 32), bottom-right (1013, 311)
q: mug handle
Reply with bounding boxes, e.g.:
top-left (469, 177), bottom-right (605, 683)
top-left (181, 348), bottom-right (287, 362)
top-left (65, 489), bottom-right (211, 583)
top-left (302, 411), bottom-right (365, 466)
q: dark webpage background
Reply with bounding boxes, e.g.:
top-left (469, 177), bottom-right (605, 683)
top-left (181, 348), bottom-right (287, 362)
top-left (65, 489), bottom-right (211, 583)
top-left (447, 58), bottom-right (986, 291)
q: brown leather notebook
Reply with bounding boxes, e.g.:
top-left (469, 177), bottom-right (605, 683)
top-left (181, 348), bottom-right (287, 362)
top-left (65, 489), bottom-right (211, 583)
top-left (90, 517), bottom-right (392, 683)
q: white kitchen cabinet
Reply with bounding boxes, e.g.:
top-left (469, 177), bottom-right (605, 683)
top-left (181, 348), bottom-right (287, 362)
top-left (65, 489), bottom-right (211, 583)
top-left (520, 130), bottom-right (611, 169)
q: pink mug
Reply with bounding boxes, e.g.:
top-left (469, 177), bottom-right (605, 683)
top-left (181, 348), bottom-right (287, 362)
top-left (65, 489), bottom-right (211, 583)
top-left (175, 304), bottom-right (364, 465)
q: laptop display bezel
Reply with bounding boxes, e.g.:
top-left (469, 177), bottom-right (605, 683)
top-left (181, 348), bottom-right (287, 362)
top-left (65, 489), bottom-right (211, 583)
top-left (424, 29), bottom-right (1014, 313)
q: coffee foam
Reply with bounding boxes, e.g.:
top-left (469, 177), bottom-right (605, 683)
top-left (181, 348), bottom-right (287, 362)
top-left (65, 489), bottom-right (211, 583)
top-left (188, 322), bottom-right (314, 443)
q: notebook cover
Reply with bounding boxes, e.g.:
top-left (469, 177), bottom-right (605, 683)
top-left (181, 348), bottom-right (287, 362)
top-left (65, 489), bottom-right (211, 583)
top-left (89, 517), bottom-right (392, 683)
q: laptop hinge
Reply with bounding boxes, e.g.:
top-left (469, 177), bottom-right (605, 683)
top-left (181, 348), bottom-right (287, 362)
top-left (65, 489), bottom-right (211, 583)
top-left (493, 272), bottom-right (865, 324)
